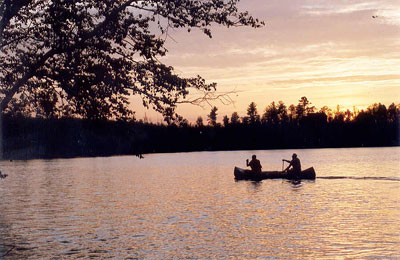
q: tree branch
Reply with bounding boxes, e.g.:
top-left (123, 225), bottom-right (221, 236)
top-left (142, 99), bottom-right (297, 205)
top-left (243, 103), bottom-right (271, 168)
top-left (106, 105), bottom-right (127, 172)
top-left (0, 0), bottom-right (137, 111)
top-left (177, 89), bottom-right (237, 109)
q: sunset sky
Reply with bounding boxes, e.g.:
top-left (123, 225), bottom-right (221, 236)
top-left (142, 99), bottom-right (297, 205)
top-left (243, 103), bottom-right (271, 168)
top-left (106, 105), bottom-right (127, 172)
top-left (134, 0), bottom-right (400, 123)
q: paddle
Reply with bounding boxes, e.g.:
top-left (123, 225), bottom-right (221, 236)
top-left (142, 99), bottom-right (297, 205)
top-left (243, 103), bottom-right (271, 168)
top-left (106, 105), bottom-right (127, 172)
top-left (282, 160), bottom-right (284, 171)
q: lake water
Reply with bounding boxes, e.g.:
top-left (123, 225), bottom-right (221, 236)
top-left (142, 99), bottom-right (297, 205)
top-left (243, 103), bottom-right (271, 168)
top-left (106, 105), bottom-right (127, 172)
top-left (0, 147), bottom-right (399, 259)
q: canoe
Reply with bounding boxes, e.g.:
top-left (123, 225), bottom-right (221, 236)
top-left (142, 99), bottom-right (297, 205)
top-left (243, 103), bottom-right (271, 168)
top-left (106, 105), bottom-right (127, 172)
top-left (234, 166), bottom-right (316, 181)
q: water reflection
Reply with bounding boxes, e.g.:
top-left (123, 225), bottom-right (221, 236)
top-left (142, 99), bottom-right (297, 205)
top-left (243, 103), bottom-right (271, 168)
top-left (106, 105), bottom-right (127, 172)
top-left (0, 147), bottom-right (399, 259)
top-left (247, 181), bottom-right (263, 193)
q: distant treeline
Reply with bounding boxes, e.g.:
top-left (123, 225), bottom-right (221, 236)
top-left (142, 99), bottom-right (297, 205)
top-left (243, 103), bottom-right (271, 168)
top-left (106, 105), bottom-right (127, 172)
top-left (2, 98), bottom-right (399, 160)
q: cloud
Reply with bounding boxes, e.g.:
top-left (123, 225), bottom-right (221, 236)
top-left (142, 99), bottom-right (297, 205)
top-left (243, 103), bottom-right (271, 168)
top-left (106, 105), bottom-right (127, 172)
top-left (135, 0), bottom-right (400, 121)
top-left (301, 1), bottom-right (380, 15)
top-left (301, 0), bottom-right (400, 26)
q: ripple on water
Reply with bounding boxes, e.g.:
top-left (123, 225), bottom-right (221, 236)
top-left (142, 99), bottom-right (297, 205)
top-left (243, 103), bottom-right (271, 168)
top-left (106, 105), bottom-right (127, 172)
top-left (0, 147), bottom-right (399, 259)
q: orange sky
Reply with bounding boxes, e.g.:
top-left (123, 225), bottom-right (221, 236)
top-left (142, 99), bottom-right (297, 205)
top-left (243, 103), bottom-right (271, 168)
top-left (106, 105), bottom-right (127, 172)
top-left (133, 0), bottom-right (400, 123)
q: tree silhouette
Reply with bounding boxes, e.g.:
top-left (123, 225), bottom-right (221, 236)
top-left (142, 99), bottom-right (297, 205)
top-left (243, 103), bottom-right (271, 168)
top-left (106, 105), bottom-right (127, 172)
top-left (296, 96), bottom-right (314, 119)
top-left (368, 103), bottom-right (388, 122)
top-left (196, 116), bottom-right (204, 127)
top-left (246, 102), bottom-right (260, 124)
top-left (387, 103), bottom-right (399, 122)
top-left (277, 101), bottom-right (288, 123)
top-left (288, 104), bottom-right (296, 122)
top-left (230, 112), bottom-right (240, 125)
top-left (3, 99), bottom-right (398, 159)
top-left (241, 116), bottom-right (249, 125)
top-left (263, 101), bottom-right (278, 124)
top-left (0, 0), bottom-right (263, 120)
top-left (319, 106), bottom-right (333, 122)
top-left (334, 111), bottom-right (345, 123)
top-left (207, 106), bottom-right (218, 126)
top-left (344, 109), bottom-right (353, 122)
top-left (222, 115), bottom-right (229, 127)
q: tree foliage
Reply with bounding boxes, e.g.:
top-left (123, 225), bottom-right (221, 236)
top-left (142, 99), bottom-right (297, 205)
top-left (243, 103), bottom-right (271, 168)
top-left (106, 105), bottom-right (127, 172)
top-left (295, 96), bottom-right (315, 119)
top-left (263, 101), bottom-right (278, 124)
top-left (232, 99), bottom-right (399, 127)
top-left (230, 111), bottom-right (240, 125)
top-left (4, 100), bottom-right (398, 159)
top-left (262, 101), bottom-right (288, 124)
top-left (246, 101), bottom-right (260, 124)
top-left (0, 0), bottom-right (263, 120)
top-left (196, 116), bottom-right (204, 127)
top-left (222, 115), bottom-right (229, 127)
top-left (207, 106), bottom-right (218, 126)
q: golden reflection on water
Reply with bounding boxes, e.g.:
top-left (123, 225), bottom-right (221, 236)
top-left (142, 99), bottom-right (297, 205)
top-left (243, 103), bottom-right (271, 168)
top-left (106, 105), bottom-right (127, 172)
top-left (0, 147), bottom-right (399, 259)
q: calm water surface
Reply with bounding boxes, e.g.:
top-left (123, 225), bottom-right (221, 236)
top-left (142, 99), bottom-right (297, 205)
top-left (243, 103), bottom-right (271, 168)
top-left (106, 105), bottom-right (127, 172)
top-left (0, 147), bottom-right (399, 259)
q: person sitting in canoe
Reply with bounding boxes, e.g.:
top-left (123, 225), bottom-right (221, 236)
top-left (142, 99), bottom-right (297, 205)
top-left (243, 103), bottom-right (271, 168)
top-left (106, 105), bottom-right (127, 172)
top-left (283, 153), bottom-right (301, 179)
top-left (246, 155), bottom-right (262, 173)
